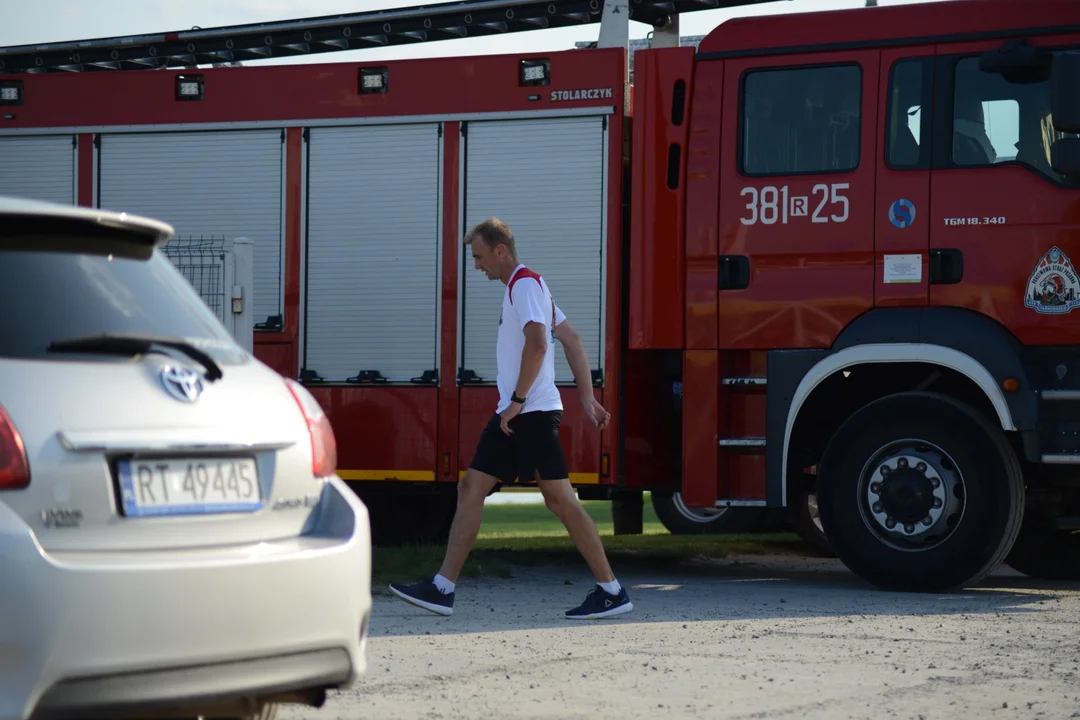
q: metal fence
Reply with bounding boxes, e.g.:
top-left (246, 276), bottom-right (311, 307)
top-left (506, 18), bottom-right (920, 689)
top-left (162, 236), bottom-right (228, 322)
top-left (161, 235), bottom-right (256, 354)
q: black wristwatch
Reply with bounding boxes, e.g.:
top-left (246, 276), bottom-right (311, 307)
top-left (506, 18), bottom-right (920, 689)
top-left (511, 393), bottom-right (526, 405)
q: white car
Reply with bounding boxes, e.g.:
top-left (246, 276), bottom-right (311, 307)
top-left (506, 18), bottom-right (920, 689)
top-left (0, 196), bottom-right (372, 720)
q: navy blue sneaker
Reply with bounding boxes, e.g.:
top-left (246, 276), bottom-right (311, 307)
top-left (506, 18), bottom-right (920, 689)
top-left (565, 584), bottom-right (633, 620)
top-left (389, 578), bottom-right (454, 616)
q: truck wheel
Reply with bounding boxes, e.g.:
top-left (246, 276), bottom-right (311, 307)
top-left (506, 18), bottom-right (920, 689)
top-left (651, 491), bottom-right (764, 535)
top-left (794, 491), bottom-right (834, 557)
top-left (816, 391), bottom-right (1024, 593)
top-left (1006, 522), bottom-right (1080, 581)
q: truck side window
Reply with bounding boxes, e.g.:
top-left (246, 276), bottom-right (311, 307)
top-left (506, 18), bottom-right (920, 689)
top-left (951, 52), bottom-right (1078, 185)
top-left (886, 58), bottom-right (932, 170)
top-left (740, 63), bottom-right (862, 176)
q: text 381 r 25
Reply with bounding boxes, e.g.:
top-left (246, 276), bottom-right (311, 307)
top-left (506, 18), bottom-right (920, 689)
top-left (740, 183), bottom-right (850, 225)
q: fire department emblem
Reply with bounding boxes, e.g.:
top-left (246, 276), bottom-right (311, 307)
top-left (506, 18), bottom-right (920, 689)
top-left (1025, 246), bottom-right (1080, 315)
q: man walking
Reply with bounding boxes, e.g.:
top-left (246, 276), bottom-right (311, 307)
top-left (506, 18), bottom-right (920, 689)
top-left (389, 218), bottom-right (633, 620)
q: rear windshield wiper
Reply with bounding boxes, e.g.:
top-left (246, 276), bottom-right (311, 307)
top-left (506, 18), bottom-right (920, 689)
top-left (47, 333), bottom-right (224, 381)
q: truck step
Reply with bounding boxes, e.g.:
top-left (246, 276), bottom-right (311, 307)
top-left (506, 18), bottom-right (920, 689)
top-left (714, 499), bottom-right (767, 508)
top-left (1041, 390), bottom-right (1080, 401)
top-left (1042, 453), bottom-right (1080, 465)
top-left (719, 437), bottom-right (766, 447)
top-left (1053, 516), bottom-right (1080, 531)
top-left (722, 377), bottom-right (767, 387)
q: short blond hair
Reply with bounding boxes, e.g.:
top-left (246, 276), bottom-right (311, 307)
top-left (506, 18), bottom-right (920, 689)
top-left (464, 217), bottom-right (516, 255)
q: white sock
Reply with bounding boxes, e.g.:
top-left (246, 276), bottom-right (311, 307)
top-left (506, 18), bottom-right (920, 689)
top-left (598, 579), bottom-right (621, 595)
top-left (433, 574), bottom-right (455, 594)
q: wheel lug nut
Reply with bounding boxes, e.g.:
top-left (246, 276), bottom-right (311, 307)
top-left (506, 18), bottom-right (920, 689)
top-left (897, 458), bottom-right (908, 469)
top-left (880, 466), bottom-right (891, 476)
top-left (872, 502), bottom-right (883, 513)
top-left (931, 477), bottom-right (941, 489)
top-left (904, 523), bottom-right (915, 533)
top-left (885, 517), bottom-right (897, 529)
top-left (871, 482), bottom-right (882, 494)
top-left (916, 462), bottom-right (927, 473)
top-left (933, 498), bottom-right (943, 508)
top-left (922, 516), bottom-right (933, 526)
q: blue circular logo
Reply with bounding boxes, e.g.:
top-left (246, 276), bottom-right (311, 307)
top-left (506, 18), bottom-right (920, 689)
top-left (889, 199), bottom-right (916, 229)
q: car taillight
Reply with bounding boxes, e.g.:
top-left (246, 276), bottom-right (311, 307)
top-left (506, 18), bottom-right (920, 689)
top-left (284, 378), bottom-right (337, 479)
top-left (0, 404), bottom-right (30, 490)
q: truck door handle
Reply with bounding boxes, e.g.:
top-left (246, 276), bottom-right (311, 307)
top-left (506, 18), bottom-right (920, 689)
top-left (929, 248), bottom-right (963, 285)
top-left (719, 255), bottom-right (750, 290)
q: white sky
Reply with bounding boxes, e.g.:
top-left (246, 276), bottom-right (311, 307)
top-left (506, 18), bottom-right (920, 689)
top-left (1, 0), bottom-right (947, 63)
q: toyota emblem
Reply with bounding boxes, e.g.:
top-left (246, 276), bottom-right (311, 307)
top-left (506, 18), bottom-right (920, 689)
top-left (160, 365), bottom-right (204, 403)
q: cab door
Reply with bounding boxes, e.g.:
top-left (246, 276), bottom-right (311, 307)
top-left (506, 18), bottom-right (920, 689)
top-left (718, 49), bottom-right (880, 350)
top-left (928, 37), bottom-right (1080, 346)
top-left (875, 49), bottom-right (935, 307)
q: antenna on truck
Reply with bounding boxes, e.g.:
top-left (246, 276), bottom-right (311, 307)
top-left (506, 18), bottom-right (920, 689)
top-left (0, 0), bottom-right (787, 74)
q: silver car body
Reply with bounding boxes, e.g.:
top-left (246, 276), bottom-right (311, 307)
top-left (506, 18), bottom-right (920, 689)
top-left (0, 196), bottom-right (372, 720)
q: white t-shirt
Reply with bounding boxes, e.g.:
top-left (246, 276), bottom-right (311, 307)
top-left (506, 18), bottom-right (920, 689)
top-left (495, 264), bottom-right (566, 415)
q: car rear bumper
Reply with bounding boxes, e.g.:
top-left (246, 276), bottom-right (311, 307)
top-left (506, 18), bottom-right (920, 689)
top-left (0, 476), bottom-right (372, 720)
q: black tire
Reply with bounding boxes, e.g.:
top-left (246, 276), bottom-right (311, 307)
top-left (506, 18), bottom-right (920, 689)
top-left (1006, 522), bottom-right (1080, 581)
top-left (794, 491), bottom-right (834, 557)
top-left (816, 391), bottom-right (1024, 592)
top-left (651, 491), bottom-right (764, 535)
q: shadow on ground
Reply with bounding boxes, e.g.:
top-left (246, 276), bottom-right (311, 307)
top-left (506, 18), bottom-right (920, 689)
top-left (370, 548), bottom-right (1080, 638)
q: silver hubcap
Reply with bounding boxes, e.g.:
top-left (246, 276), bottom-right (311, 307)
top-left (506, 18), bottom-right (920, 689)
top-left (858, 440), bottom-right (965, 552)
top-left (672, 492), bottom-right (727, 523)
top-left (807, 493), bottom-right (823, 534)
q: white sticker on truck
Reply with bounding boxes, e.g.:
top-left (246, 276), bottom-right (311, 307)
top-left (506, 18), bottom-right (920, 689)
top-left (883, 254), bottom-right (923, 284)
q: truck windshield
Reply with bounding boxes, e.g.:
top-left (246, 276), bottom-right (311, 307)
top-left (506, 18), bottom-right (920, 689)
top-left (0, 240), bottom-right (247, 365)
top-left (951, 49), bottom-right (1080, 185)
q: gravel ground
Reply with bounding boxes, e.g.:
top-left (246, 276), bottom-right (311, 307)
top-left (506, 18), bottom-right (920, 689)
top-left (281, 554), bottom-right (1080, 720)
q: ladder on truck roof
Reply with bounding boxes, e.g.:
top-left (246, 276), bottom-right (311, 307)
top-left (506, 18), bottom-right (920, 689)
top-left (0, 0), bottom-right (785, 74)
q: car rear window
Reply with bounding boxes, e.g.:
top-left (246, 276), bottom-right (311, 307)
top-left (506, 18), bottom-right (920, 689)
top-left (0, 240), bottom-right (247, 364)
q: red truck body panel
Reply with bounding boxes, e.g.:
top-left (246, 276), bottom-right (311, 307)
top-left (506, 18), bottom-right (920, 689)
top-left (628, 46), bottom-right (694, 350)
top-left (696, 0), bottom-right (1078, 57)
top-left (684, 59), bottom-right (724, 352)
top-left (715, 48), bottom-right (879, 352)
top-left (928, 34), bottom-right (1080, 349)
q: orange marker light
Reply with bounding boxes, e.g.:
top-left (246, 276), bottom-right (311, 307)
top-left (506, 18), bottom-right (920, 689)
top-left (1003, 377), bottom-right (1020, 392)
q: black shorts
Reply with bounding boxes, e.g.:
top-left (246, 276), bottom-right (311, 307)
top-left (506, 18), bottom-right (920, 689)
top-left (469, 410), bottom-right (568, 484)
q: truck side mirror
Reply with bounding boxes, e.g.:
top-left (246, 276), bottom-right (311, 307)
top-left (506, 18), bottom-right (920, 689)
top-left (1051, 51), bottom-right (1080, 134)
top-left (979, 39), bottom-right (1052, 84)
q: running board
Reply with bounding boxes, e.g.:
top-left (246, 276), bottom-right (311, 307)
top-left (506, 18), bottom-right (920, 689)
top-left (714, 499), bottom-right (766, 507)
top-left (719, 437), bottom-right (766, 447)
top-left (722, 377), bottom-right (767, 386)
top-left (1042, 453), bottom-right (1080, 465)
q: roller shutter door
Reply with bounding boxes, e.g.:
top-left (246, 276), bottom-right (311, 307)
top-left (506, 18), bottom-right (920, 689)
top-left (460, 116), bottom-right (606, 384)
top-left (302, 124), bottom-right (441, 383)
top-left (97, 130), bottom-right (284, 328)
top-left (0, 135), bottom-right (76, 204)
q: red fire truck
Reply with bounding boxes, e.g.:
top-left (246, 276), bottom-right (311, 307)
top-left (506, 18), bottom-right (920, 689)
top-left (2, 0), bottom-right (1078, 591)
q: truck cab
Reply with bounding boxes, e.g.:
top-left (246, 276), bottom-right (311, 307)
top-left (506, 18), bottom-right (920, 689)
top-left (628, 0), bottom-right (1080, 589)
